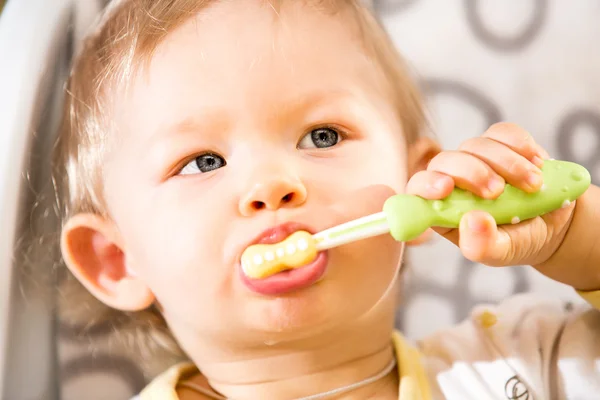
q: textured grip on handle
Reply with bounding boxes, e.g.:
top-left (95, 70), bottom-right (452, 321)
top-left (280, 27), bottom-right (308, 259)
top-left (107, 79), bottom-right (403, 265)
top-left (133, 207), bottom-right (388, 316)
top-left (383, 159), bottom-right (591, 242)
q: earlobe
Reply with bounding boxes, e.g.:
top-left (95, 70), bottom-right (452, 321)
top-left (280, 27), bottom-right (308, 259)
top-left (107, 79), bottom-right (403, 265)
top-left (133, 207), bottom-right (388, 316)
top-left (60, 214), bottom-right (155, 311)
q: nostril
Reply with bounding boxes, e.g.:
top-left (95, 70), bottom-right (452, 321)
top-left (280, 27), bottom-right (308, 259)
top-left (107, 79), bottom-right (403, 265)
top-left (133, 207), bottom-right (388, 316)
top-left (282, 193), bottom-right (294, 203)
top-left (247, 193), bottom-right (297, 212)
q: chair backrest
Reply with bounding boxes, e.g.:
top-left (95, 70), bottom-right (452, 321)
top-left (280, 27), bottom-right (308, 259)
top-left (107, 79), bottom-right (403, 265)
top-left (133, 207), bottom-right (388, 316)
top-left (0, 1), bottom-right (102, 398)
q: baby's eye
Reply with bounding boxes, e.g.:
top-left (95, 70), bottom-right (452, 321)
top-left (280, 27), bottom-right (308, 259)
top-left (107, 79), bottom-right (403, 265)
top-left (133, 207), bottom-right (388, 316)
top-left (298, 127), bottom-right (342, 149)
top-left (179, 153), bottom-right (226, 175)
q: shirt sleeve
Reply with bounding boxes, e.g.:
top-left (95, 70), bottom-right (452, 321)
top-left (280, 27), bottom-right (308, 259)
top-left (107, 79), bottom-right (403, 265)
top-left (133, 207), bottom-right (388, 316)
top-left (415, 293), bottom-right (600, 400)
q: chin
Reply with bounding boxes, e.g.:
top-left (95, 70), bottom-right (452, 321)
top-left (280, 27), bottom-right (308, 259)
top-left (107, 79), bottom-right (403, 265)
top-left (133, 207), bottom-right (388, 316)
top-left (240, 238), bottom-right (403, 335)
top-left (239, 293), bottom-right (401, 350)
top-left (241, 281), bottom-right (340, 335)
top-left (240, 286), bottom-right (388, 342)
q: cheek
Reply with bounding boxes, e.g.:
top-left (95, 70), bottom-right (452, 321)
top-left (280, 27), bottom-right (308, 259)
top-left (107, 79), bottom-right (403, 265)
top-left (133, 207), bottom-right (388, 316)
top-left (330, 205), bottom-right (404, 304)
top-left (310, 182), bottom-right (404, 318)
top-left (116, 184), bottom-right (236, 305)
top-left (368, 146), bottom-right (408, 192)
top-left (333, 141), bottom-right (408, 194)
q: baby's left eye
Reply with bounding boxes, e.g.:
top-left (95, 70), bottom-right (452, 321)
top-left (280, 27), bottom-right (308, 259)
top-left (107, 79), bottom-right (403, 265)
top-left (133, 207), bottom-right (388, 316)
top-left (297, 127), bottom-right (342, 149)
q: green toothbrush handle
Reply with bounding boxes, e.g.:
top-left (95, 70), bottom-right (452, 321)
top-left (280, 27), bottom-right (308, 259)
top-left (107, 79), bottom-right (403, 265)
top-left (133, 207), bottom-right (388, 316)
top-left (383, 159), bottom-right (591, 242)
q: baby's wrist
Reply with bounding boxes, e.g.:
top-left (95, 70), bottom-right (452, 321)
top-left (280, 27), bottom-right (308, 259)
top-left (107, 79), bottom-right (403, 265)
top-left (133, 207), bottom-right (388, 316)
top-left (533, 185), bottom-right (600, 291)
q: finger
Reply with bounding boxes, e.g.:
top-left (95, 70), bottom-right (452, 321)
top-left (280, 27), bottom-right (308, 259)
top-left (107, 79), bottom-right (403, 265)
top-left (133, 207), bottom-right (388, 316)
top-left (406, 170), bottom-right (454, 199)
top-left (482, 122), bottom-right (549, 166)
top-left (531, 142), bottom-right (550, 165)
top-left (451, 210), bottom-right (513, 265)
top-left (459, 137), bottom-right (543, 193)
top-left (427, 151), bottom-right (505, 198)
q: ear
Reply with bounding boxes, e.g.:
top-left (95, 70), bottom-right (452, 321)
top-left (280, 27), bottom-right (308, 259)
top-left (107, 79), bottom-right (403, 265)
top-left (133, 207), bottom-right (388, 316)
top-left (406, 136), bottom-right (442, 247)
top-left (407, 136), bottom-right (441, 177)
top-left (60, 214), bottom-right (155, 312)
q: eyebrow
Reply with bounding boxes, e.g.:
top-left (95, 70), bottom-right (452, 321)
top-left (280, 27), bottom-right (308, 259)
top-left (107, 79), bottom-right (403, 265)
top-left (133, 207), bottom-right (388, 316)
top-left (150, 108), bottom-right (231, 145)
top-left (266, 88), bottom-right (361, 126)
top-left (286, 89), bottom-right (357, 111)
top-left (150, 88), bottom-right (360, 144)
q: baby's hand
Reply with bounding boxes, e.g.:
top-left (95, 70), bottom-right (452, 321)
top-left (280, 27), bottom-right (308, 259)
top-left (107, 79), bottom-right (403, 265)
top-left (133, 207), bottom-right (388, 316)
top-left (406, 122), bottom-right (575, 268)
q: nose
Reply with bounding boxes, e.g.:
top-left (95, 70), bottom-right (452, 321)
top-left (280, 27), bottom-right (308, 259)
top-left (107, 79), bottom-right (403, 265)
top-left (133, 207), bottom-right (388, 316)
top-left (239, 176), bottom-right (307, 216)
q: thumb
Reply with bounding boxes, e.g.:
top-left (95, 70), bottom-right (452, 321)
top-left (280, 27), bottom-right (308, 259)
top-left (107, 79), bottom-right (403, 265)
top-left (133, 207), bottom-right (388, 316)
top-left (453, 210), bottom-right (513, 266)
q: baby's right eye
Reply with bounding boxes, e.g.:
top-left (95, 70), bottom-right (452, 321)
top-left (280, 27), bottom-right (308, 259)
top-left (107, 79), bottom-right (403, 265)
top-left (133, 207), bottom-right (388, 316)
top-left (179, 153), bottom-right (227, 175)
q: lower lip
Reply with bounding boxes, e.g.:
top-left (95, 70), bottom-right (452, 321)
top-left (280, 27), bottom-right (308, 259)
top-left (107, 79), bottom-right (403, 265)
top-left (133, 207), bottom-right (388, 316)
top-left (239, 252), bottom-right (329, 296)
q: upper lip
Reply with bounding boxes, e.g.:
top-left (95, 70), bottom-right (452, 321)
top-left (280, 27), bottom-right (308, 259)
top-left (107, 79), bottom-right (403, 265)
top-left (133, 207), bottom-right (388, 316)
top-left (245, 221), bottom-right (317, 249)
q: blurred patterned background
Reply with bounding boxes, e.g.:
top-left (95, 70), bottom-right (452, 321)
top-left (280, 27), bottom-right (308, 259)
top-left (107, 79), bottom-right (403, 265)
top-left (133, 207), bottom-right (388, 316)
top-left (6, 1), bottom-right (597, 398)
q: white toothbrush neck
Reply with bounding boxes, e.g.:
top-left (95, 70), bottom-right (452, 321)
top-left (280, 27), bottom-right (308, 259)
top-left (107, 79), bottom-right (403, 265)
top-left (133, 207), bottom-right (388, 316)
top-left (313, 212), bottom-right (389, 251)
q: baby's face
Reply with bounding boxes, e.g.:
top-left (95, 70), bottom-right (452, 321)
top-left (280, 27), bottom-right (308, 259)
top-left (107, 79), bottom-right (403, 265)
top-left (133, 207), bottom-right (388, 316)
top-left (104, 2), bottom-right (410, 347)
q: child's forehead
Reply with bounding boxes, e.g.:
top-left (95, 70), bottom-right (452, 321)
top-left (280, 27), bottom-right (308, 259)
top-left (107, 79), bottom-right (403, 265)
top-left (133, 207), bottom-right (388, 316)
top-left (120, 2), bottom-right (388, 125)
top-left (151, 1), bottom-right (366, 63)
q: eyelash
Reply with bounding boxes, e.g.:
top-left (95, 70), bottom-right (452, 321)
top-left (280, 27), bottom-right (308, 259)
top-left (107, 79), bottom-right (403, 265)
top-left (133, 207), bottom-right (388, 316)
top-left (173, 124), bottom-right (350, 176)
top-left (299, 124), bottom-right (348, 146)
top-left (177, 152), bottom-right (226, 176)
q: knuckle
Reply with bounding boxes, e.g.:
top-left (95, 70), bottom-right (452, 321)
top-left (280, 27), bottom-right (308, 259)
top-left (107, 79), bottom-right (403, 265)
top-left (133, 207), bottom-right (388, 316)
top-left (458, 137), bottom-right (485, 152)
top-left (518, 140), bottom-right (537, 154)
top-left (485, 122), bottom-right (532, 145)
top-left (516, 134), bottom-right (537, 151)
top-left (407, 170), bottom-right (430, 192)
top-left (473, 164), bottom-right (493, 187)
top-left (506, 157), bottom-right (529, 178)
top-left (483, 122), bottom-right (507, 137)
top-left (485, 121), bottom-right (521, 135)
top-left (426, 151), bottom-right (447, 171)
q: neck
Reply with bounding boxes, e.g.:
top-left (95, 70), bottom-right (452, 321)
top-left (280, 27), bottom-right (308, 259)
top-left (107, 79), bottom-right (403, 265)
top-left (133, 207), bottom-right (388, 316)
top-left (177, 297), bottom-right (399, 399)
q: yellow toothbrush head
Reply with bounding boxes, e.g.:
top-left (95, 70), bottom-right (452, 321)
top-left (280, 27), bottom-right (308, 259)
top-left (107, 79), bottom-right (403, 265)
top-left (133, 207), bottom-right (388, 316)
top-left (240, 231), bottom-right (319, 279)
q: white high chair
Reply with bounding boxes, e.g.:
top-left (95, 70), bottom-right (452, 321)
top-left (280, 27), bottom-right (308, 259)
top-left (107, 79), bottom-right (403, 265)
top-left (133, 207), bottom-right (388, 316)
top-left (1, 1), bottom-right (596, 399)
top-left (0, 1), bottom-right (104, 398)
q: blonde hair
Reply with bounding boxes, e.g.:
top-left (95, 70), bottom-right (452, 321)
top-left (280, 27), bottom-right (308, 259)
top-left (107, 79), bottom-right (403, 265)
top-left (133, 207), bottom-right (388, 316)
top-left (53, 0), bottom-right (426, 378)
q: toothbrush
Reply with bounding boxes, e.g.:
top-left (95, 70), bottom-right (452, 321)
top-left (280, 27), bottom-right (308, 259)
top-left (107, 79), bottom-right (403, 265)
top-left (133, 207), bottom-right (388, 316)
top-left (241, 159), bottom-right (591, 279)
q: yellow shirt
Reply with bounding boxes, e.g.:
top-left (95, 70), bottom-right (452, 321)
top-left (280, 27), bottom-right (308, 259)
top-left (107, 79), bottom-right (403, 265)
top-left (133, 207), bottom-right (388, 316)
top-left (137, 330), bottom-right (431, 400)
top-left (136, 290), bottom-right (600, 400)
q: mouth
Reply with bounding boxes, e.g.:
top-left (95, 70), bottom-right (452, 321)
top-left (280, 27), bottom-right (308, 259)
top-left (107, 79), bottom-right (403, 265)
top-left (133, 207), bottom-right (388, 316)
top-left (238, 222), bottom-right (329, 296)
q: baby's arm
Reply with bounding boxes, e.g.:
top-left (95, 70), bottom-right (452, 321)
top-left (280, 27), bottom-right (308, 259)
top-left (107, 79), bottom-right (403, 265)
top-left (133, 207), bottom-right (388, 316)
top-left (532, 183), bottom-right (600, 293)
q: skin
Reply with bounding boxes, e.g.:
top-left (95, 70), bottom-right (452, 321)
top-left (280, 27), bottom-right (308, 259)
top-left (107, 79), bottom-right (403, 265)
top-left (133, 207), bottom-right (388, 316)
top-left (60, 1), bottom-right (600, 399)
top-left (410, 123), bottom-right (600, 291)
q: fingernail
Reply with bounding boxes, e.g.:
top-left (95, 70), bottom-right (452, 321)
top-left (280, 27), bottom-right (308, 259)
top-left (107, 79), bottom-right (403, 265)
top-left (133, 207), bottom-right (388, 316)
top-left (527, 171), bottom-right (543, 189)
top-left (468, 213), bottom-right (488, 233)
top-left (531, 156), bottom-right (544, 168)
top-left (539, 148), bottom-right (551, 160)
top-left (487, 176), bottom-right (505, 194)
top-left (433, 177), bottom-right (448, 192)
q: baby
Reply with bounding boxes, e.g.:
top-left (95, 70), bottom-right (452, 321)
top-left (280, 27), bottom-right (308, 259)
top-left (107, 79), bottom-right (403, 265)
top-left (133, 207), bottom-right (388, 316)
top-left (55, 0), bottom-right (600, 399)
